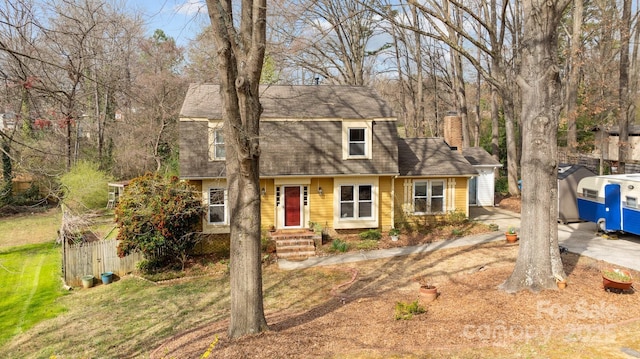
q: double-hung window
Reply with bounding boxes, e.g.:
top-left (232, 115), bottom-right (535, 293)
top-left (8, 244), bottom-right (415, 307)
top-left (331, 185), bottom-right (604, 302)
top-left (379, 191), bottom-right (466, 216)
top-left (208, 122), bottom-right (225, 161)
top-left (340, 185), bottom-right (373, 219)
top-left (342, 120), bottom-right (372, 159)
top-left (348, 128), bottom-right (366, 156)
top-left (208, 188), bottom-right (227, 224)
top-left (413, 180), bottom-right (445, 214)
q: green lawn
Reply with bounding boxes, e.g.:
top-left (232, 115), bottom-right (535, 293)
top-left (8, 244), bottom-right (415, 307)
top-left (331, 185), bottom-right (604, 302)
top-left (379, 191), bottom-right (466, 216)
top-left (0, 242), bottom-right (67, 348)
top-left (0, 264), bottom-right (346, 358)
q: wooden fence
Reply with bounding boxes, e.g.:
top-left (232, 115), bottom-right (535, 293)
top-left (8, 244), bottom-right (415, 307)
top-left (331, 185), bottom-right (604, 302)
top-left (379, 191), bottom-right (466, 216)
top-left (63, 239), bottom-right (144, 287)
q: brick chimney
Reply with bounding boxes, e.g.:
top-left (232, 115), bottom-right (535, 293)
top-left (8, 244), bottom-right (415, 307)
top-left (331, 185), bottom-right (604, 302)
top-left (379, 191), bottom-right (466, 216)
top-left (443, 113), bottom-right (463, 150)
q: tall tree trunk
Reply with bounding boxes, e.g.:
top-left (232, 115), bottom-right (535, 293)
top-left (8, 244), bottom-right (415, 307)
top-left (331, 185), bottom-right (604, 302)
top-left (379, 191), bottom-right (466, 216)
top-left (491, 85), bottom-right (500, 178)
top-left (389, 21), bottom-right (409, 138)
top-left (501, 0), bottom-right (570, 292)
top-left (473, 47), bottom-right (482, 147)
top-left (412, 3), bottom-right (425, 136)
top-left (206, 0), bottom-right (269, 338)
top-left (618, 0), bottom-right (631, 174)
top-left (565, 0), bottom-right (583, 153)
top-left (502, 97), bottom-right (520, 196)
top-left (447, 5), bottom-right (470, 147)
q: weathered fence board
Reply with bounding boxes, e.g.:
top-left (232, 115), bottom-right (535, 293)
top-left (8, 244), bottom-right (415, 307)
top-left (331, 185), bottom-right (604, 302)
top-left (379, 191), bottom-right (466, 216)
top-left (63, 239), bottom-right (143, 287)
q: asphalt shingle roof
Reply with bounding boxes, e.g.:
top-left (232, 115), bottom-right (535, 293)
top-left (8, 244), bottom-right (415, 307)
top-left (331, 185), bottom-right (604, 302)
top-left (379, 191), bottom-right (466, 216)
top-left (180, 84), bottom-right (395, 119)
top-left (461, 147), bottom-right (502, 167)
top-left (398, 138), bottom-right (478, 177)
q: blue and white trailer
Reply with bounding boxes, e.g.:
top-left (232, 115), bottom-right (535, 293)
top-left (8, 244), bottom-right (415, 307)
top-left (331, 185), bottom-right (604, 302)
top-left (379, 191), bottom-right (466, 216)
top-left (576, 174), bottom-right (640, 235)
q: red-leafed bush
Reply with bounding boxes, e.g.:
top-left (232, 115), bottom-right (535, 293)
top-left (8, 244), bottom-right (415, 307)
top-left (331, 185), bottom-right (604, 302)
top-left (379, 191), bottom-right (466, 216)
top-left (115, 173), bottom-right (204, 271)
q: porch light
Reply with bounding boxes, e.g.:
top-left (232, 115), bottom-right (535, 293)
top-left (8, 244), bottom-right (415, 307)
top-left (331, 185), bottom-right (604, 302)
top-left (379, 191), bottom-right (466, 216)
top-left (261, 188), bottom-right (266, 196)
top-left (318, 187), bottom-right (323, 196)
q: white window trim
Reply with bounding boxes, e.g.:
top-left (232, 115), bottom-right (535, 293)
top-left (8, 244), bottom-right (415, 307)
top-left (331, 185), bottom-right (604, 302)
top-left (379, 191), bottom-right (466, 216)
top-left (333, 177), bottom-right (378, 229)
top-left (342, 120), bottom-right (373, 160)
top-left (208, 121), bottom-right (225, 161)
top-left (413, 180), bottom-right (446, 214)
top-left (207, 187), bottom-right (228, 225)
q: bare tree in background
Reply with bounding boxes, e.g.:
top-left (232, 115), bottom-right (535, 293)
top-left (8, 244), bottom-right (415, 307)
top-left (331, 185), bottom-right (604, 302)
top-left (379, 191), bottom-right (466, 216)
top-left (275, 0), bottom-right (386, 85)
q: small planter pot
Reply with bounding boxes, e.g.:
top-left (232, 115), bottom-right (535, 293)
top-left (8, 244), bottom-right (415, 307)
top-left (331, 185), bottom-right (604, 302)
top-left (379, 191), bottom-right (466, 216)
top-left (505, 233), bottom-right (518, 243)
top-left (101, 272), bottom-right (114, 285)
top-left (82, 275), bottom-right (94, 289)
top-left (602, 269), bottom-right (633, 291)
top-left (557, 280), bottom-right (567, 290)
top-left (419, 286), bottom-right (438, 302)
top-left (390, 235), bottom-right (399, 242)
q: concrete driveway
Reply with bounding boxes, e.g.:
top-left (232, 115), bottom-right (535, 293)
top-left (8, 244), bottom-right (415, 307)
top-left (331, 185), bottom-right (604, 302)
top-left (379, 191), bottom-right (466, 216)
top-left (471, 206), bottom-right (640, 272)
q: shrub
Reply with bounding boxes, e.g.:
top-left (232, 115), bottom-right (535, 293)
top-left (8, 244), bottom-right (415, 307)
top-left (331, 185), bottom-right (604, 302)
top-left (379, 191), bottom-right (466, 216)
top-left (59, 161), bottom-right (112, 212)
top-left (445, 210), bottom-right (467, 225)
top-left (356, 239), bottom-right (379, 250)
top-left (136, 259), bottom-right (164, 274)
top-left (330, 238), bottom-right (349, 252)
top-left (116, 173), bottom-right (204, 270)
top-left (358, 229), bottom-right (381, 240)
top-left (394, 300), bottom-right (425, 320)
top-left (451, 228), bottom-right (464, 237)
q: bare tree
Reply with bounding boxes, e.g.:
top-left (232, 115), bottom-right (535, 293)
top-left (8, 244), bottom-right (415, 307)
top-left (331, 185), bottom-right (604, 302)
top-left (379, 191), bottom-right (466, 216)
top-left (385, 0), bottom-right (522, 195)
top-left (500, 0), bottom-right (571, 292)
top-left (205, 0), bottom-right (269, 338)
top-left (617, 0), bottom-right (631, 174)
top-left (276, 0), bottom-right (386, 85)
top-left (563, 0), bottom-right (584, 153)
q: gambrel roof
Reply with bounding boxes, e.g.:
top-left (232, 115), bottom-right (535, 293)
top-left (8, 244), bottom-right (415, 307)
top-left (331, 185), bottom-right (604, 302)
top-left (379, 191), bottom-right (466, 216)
top-left (179, 84), bottom-right (477, 180)
top-left (180, 84), bottom-right (395, 120)
top-left (179, 84), bottom-right (398, 179)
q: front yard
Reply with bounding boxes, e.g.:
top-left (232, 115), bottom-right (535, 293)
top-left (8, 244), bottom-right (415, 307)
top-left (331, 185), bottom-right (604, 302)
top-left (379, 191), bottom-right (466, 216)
top-left (2, 206), bottom-right (639, 358)
top-left (1, 238), bottom-right (639, 358)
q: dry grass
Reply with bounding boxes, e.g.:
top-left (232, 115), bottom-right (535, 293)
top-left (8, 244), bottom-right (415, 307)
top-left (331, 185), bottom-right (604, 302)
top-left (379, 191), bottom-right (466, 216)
top-left (0, 207), bottom-right (60, 248)
top-left (152, 242), bottom-right (640, 358)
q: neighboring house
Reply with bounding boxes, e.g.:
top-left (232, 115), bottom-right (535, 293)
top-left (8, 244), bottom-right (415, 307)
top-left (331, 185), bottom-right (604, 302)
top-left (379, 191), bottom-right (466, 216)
top-left (594, 125), bottom-right (640, 163)
top-left (0, 112), bottom-right (17, 131)
top-left (179, 84), bottom-right (479, 235)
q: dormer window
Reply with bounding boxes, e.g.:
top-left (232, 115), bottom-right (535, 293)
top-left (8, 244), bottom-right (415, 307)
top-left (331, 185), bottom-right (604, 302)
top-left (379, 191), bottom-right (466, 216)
top-left (342, 120), bottom-right (373, 159)
top-left (348, 128), bottom-right (366, 156)
top-left (208, 122), bottom-right (225, 161)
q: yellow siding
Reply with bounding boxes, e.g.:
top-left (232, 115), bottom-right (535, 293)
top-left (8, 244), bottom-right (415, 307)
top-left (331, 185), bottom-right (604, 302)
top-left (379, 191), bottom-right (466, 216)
top-left (379, 176), bottom-right (393, 230)
top-left (309, 178), bottom-right (334, 228)
top-left (393, 176), bottom-right (470, 227)
top-left (260, 179), bottom-right (276, 229)
top-left (393, 177), bottom-right (404, 218)
top-left (454, 177), bottom-right (469, 216)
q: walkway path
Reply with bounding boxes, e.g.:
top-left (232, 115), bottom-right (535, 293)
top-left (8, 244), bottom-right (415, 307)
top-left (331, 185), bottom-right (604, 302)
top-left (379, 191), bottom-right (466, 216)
top-left (279, 206), bottom-right (640, 272)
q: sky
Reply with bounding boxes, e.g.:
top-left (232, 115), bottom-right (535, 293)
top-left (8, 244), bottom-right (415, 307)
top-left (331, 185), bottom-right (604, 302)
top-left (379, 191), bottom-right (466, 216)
top-left (131, 0), bottom-right (208, 46)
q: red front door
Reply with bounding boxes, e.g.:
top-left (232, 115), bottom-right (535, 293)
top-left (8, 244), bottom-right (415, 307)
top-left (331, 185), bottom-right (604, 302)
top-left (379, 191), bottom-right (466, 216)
top-left (284, 186), bottom-right (301, 227)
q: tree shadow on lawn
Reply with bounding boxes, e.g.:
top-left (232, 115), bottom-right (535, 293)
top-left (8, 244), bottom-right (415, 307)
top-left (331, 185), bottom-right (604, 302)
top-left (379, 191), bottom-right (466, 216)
top-left (270, 241), bottom-right (516, 332)
top-left (153, 241), bottom-right (634, 358)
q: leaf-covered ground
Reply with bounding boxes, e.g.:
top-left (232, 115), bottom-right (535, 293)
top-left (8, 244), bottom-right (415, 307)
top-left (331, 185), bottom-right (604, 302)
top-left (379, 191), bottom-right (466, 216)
top-left (153, 240), bottom-right (640, 358)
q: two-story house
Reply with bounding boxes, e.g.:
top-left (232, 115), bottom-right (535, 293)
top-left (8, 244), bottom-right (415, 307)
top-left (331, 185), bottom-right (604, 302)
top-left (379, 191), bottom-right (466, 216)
top-left (179, 84), bottom-right (479, 239)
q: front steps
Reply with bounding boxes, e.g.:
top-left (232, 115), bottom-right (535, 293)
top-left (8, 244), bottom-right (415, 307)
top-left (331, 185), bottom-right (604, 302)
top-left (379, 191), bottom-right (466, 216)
top-left (271, 231), bottom-right (320, 260)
